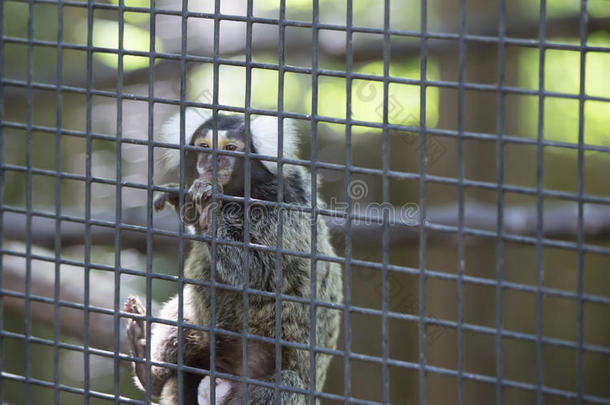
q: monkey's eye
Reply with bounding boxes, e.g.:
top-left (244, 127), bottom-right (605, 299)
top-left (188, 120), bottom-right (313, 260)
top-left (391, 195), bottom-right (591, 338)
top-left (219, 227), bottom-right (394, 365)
top-left (198, 141), bottom-right (209, 149)
top-left (224, 144), bottom-right (237, 151)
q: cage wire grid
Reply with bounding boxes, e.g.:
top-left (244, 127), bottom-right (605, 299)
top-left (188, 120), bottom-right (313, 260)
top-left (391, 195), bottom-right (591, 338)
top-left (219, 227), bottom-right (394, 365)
top-left (0, 0), bottom-right (609, 404)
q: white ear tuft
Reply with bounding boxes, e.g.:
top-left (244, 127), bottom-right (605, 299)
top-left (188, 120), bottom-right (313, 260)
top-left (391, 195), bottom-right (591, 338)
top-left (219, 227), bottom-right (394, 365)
top-left (250, 116), bottom-right (299, 172)
top-left (160, 107), bottom-right (211, 169)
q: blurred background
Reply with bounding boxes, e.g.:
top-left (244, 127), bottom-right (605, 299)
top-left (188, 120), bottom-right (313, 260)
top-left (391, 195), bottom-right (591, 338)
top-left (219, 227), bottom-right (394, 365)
top-left (1, 0), bottom-right (610, 404)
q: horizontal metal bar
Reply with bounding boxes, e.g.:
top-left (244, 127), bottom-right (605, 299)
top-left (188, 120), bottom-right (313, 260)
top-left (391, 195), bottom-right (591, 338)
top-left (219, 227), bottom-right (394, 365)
top-left (4, 113), bottom-right (610, 157)
top-left (4, 283), bottom-right (610, 359)
top-left (3, 195), bottom-right (610, 258)
top-left (2, 145), bottom-right (609, 208)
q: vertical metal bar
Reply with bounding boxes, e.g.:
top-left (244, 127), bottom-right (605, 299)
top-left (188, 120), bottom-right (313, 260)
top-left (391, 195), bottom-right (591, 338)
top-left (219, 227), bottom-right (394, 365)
top-left (418, 0), bottom-right (429, 402)
top-left (0, 0), bottom-right (5, 400)
top-left (113, 0), bottom-right (125, 403)
top-left (576, 1), bottom-right (588, 403)
top-left (210, 0), bottom-right (222, 401)
top-left (344, 0), bottom-right (354, 403)
top-left (144, 0), bottom-right (157, 404)
top-left (456, 0), bottom-right (466, 403)
top-left (535, 1), bottom-right (547, 404)
top-left (54, 0), bottom-right (64, 403)
top-left (83, 1), bottom-right (94, 403)
top-left (178, 0), bottom-right (189, 402)
top-left (242, 0), bottom-right (254, 402)
top-left (274, 0), bottom-right (287, 402)
top-left (495, 0), bottom-right (507, 403)
top-left (309, 1), bottom-right (320, 403)
top-left (24, 0), bottom-right (34, 402)
top-left (381, 0), bottom-right (391, 403)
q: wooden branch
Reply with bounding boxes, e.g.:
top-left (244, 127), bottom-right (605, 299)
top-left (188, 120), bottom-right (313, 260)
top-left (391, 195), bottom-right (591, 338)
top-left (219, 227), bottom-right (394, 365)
top-left (2, 201), bottom-right (609, 252)
top-left (1, 202), bottom-right (608, 349)
top-left (327, 201), bottom-right (610, 248)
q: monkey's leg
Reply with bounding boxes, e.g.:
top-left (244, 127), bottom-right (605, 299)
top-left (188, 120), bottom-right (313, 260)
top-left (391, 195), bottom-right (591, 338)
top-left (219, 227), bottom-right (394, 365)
top-left (159, 375), bottom-right (208, 405)
top-left (223, 371), bottom-right (307, 405)
top-left (124, 296), bottom-right (173, 397)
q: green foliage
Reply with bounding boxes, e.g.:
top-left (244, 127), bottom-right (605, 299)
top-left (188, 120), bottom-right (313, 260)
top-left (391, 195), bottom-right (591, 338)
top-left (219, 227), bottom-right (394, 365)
top-left (185, 58), bottom-right (439, 134)
top-left (77, 18), bottom-right (163, 71)
top-left (518, 31), bottom-right (610, 147)
top-left (520, 0), bottom-right (610, 18)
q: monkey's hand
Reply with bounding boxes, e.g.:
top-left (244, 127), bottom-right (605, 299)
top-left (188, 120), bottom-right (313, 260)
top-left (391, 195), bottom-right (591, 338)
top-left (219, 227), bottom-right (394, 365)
top-left (154, 183), bottom-right (181, 214)
top-left (124, 296), bottom-right (168, 397)
top-left (124, 296), bottom-right (149, 388)
top-left (185, 179), bottom-right (222, 233)
top-left (197, 376), bottom-right (232, 405)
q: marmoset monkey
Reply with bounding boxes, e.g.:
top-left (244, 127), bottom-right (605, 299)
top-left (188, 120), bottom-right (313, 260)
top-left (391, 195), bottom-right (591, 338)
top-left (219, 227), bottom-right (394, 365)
top-left (124, 109), bottom-right (343, 405)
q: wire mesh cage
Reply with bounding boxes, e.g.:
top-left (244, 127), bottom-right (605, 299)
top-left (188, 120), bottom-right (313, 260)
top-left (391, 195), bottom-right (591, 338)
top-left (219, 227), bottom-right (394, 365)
top-left (1, 0), bottom-right (610, 404)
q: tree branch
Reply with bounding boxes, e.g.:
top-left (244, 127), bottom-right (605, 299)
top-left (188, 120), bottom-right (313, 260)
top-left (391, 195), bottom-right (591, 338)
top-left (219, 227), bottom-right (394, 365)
top-left (2, 201), bottom-right (609, 252)
top-left (327, 201), bottom-right (610, 248)
top-left (3, 15), bottom-right (608, 98)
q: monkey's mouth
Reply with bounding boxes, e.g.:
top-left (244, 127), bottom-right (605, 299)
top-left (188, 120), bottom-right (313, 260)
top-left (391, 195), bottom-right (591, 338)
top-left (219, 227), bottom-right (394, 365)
top-left (215, 170), bottom-right (232, 186)
top-left (200, 165), bottom-right (232, 184)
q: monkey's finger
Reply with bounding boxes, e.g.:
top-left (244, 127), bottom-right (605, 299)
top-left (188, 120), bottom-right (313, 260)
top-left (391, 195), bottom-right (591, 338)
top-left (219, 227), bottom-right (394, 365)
top-left (196, 184), bottom-right (210, 204)
top-left (126, 322), bottom-right (143, 344)
top-left (189, 179), bottom-right (213, 205)
top-left (126, 304), bottom-right (147, 342)
top-left (123, 296), bottom-right (143, 314)
top-left (127, 322), bottom-right (147, 358)
top-left (124, 295), bottom-right (147, 315)
top-left (201, 183), bottom-right (214, 203)
top-left (198, 203), bottom-right (215, 232)
top-left (128, 316), bottom-right (146, 335)
top-left (132, 296), bottom-right (146, 315)
top-left (123, 297), bottom-right (137, 313)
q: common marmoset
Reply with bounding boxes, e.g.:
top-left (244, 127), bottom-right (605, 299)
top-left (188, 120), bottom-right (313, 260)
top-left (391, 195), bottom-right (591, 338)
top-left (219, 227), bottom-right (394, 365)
top-left (124, 109), bottom-right (343, 405)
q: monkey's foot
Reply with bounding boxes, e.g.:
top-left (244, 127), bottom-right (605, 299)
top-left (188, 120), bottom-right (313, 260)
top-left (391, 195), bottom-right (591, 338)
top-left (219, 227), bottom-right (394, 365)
top-left (197, 376), bottom-right (231, 405)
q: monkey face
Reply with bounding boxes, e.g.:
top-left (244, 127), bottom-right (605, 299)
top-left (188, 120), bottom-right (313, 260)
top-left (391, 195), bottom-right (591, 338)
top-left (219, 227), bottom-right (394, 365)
top-left (190, 130), bottom-right (246, 192)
